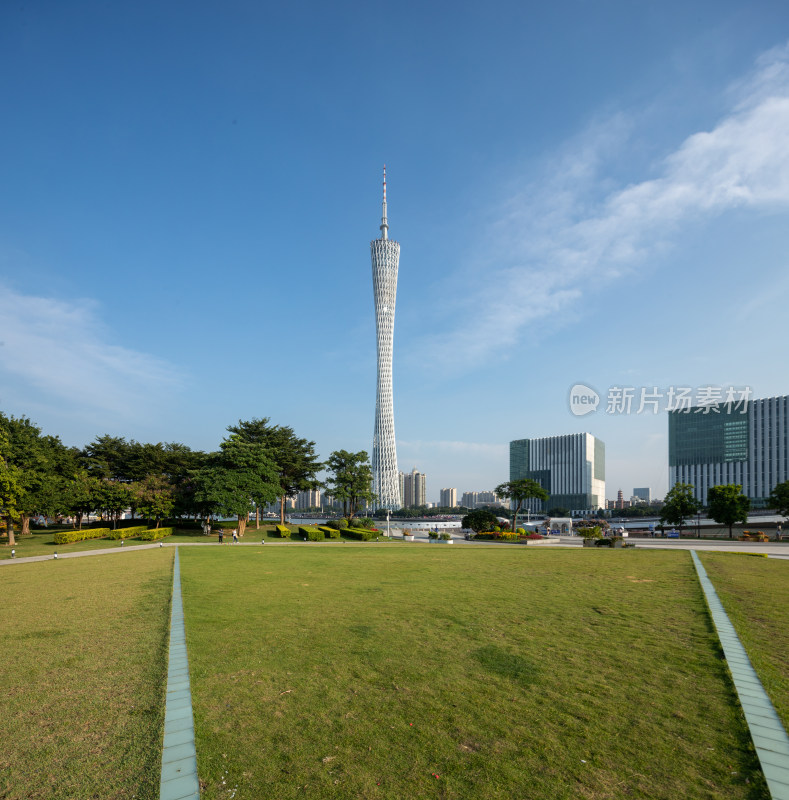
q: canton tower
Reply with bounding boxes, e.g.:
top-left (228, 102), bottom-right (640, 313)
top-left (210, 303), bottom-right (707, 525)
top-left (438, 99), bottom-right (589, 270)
top-left (371, 167), bottom-right (401, 510)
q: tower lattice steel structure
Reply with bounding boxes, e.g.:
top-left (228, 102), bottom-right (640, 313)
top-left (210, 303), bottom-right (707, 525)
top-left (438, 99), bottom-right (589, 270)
top-left (371, 167), bottom-right (401, 510)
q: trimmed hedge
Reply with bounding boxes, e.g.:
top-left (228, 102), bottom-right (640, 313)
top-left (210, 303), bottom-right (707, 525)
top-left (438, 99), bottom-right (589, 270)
top-left (344, 528), bottom-right (377, 541)
top-left (299, 526), bottom-right (325, 542)
top-left (326, 518), bottom-right (349, 530)
top-left (53, 530), bottom-right (85, 545)
top-left (318, 526), bottom-right (340, 539)
top-left (274, 525), bottom-right (291, 539)
top-left (473, 532), bottom-right (520, 541)
top-left (139, 527), bottom-right (174, 541)
top-left (53, 528), bottom-right (112, 545)
top-left (107, 526), bottom-right (148, 540)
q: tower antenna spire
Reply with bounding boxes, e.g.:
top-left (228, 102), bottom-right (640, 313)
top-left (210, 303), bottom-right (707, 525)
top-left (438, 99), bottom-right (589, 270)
top-left (380, 164), bottom-right (389, 240)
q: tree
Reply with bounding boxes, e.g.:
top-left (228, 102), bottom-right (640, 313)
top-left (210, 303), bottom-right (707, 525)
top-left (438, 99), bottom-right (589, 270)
top-left (706, 484), bottom-right (750, 539)
top-left (659, 482), bottom-right (701, 537)
top-left (96, 480), bottom-right (134, 530)
top-left (226, 418), bottom-right (322, 526)
top-left (0, 413), bottom-right (76, 535)
top-left (769, 481), bottom-right (789, 519)
top-left (0, 461), bottom-right (22, 546)
top-left (191, 437), bottom-right (280, 535)
top-left (325, 450), bottom-right (376, 520)
top-left (461, 508), bottom-right (498, 533)
top-left (494, 479), bottom-right (549, 536)
top-left (132, 475), bottom-right (175, 529)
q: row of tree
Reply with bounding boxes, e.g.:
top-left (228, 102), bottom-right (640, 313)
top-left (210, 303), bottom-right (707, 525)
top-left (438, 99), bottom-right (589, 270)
top-left (659, 481), bottom-right (789, 538)
top-left (0, 414), bottom-right (378, 547)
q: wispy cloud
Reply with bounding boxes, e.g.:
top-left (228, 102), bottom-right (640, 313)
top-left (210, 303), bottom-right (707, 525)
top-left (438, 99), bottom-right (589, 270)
top-left (427, 42), bottom-right (789, 365)
top-left (0, 285), bottom-right (185, 422)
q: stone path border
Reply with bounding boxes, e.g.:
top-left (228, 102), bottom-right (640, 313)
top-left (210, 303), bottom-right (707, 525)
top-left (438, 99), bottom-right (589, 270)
top-left (691, 551), bottom-right (789, 799)
top-left (160, 548), bottom-right (200, 800)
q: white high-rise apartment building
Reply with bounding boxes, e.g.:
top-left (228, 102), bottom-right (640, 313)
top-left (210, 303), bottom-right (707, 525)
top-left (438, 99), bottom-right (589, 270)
top-left (510, 433), bottom-right (606, 514)
top-left (371, 167), bottom-right (401, 510)
top-left (295, 489), bottom-right (322, 510)
top-left (440, 488), bottom-right (457, 508)
top-left (400, 468), bottom-right (426, 508)
top-left (461, 491), bottom-right (478, 509)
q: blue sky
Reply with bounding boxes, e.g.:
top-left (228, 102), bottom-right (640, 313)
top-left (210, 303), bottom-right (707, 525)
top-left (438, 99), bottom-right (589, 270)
top-left (2, 1), bottom-right (789, 503)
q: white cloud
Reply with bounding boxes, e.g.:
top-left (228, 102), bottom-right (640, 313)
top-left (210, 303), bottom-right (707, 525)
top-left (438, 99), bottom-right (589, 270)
top-left (428, 42), bottom-right (789, 365)
top-left (0, 285), bottom-right (185, 422)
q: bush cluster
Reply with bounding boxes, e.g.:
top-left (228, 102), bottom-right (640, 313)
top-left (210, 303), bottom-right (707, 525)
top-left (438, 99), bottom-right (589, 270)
top-left (274, 525), bottom-right (291, 539)
top-left (326, 519), bottom-right (349, 530)
top-left (473, 531), bottom-right (520, 541)
top-left (106, 526), bottom-right (148, 540)
top-left (139, 527), bottom-right (173, 541)
top-left (53, 528), bottom-right (112, 544)
top-left (577, 526), bottom-right (603, 539)
top-left (344, 528), bottom-right (377, 541)
top-left (318, 526), bottom-right (340, 539)
top-left (214, 521), bottom-right (240, 530)
top-left (298, 526), bottom-right (325, 541)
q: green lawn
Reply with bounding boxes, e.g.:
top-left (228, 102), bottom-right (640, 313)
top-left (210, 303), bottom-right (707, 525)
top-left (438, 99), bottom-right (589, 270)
top-left (698, 552), bottom-right (789, 728)
top-left (0, 549), bottom-right (173, 800)
top-left (180, 546), bottom-right (768, 800)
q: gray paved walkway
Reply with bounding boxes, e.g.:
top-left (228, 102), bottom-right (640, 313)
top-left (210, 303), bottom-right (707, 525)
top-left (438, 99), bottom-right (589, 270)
top-left (160, 548), bottom-right (199, 800)
top-left (691, 551), bottom-right (789, 799)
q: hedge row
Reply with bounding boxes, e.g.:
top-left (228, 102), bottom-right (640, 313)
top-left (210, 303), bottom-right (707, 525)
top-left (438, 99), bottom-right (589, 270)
top-left (298, 526), bottom-right (325, 541)
top-left (318, 526), bottom-right (340, 539)
top-left (139, 527), bottom-right (174, 541)
top-left (274, 525), bottom-right (291, 539)
top-left (53, 528), bottom-right (112, 545)
top-left (107, 526), bottom-right (149, 540)
top-left (344, 528), bottom-right (377, 541)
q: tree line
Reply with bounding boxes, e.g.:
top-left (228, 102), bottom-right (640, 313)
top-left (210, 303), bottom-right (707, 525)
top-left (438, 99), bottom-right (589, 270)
top-left (0, 414), bottom-right (376, 547)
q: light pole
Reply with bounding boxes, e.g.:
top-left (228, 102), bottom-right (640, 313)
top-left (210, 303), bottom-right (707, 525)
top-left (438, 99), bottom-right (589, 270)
top-left (386, 509), bottom-right (391, 539)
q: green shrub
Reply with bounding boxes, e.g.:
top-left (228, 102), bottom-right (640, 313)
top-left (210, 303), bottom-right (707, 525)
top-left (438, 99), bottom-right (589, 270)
top-left (107, 526), bottom-right (148, 540)
top-left (594, 537), bottom-right (613, 547)
top-left (274, 525), bottom-right (291, 539)
top-left (345, 528), bottom-right (377, 541)
top-left (355, 517), bottom-right (375, 529)
top-left (440, 532), bottom-right (451, 540)
top-left (516, 527), bottom-right (525, 535)
top-left (327, 518), bottom-right (349, 530)
top-left (214, 520), bottom-right (241, 530)
top-left (298, 526), bottom-right (325, 542)
top-left (139, 527), bottom-right (173, 541)
top-left (82, 527), bottom-right (111, 541)
top-left (577, 526), bottom-right (603, 539)
top-left (53, 530), bottom-right (84, 544)
top-left (318, 526), bottom-right (340, 539)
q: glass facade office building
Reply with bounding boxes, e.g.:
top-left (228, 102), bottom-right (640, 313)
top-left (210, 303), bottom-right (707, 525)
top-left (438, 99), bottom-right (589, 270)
top-left (510, 433), bottom-right (605, 514)
top-left (669, 395), bottom-right (789, 505)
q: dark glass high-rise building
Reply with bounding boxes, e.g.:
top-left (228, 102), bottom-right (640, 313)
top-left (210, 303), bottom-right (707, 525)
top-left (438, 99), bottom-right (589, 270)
top-left (668, 395), bottom-right (788, 506)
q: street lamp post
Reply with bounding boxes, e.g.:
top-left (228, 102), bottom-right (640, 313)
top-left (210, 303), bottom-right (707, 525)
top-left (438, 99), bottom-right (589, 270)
top-left (386, 509), bottom-right (391, 539)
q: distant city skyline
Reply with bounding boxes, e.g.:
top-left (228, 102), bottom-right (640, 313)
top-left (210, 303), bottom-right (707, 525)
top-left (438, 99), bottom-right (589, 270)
top-left (1, 4), bottom-right (788, 504)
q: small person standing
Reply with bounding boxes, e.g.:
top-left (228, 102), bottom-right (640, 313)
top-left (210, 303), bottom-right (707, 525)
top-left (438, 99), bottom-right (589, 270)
top-left (218, 528), bottom-right (224, 544)
top-left (232, 528), bottom-right (239, 544)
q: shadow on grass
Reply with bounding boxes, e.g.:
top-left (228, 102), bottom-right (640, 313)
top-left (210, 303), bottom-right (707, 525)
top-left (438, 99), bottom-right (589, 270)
top-left (472, 644), bottom-right (537, 686)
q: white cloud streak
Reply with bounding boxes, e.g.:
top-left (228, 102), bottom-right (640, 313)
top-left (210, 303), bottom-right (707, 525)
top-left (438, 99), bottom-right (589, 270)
top-left (0, 285), bottom-right (185, 421)
top-left (428, 42), bottom-right (789, 365)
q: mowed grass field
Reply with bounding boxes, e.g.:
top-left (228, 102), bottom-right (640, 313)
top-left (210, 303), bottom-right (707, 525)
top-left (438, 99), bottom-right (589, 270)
top-left (698, 552), bottom-right (789, 729)
top-left (180, 546), bottom-right (769, 800)
top-left (0, 548), bottom-right (173, 800)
